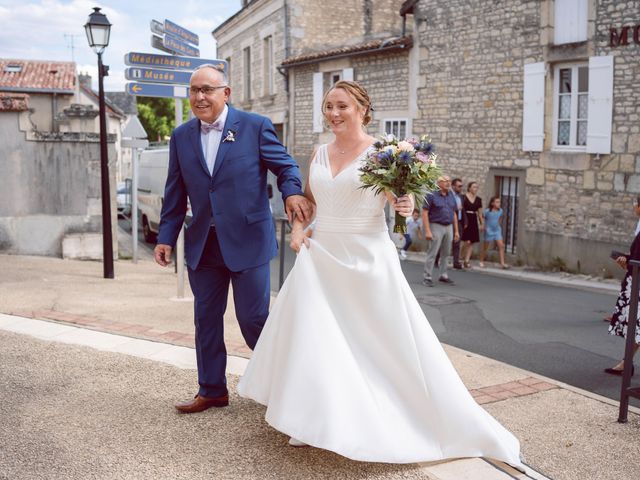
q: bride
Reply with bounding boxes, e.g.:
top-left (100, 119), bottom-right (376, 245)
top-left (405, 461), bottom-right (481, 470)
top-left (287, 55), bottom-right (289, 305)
top-left (237, 80), bottom-right (522, 468)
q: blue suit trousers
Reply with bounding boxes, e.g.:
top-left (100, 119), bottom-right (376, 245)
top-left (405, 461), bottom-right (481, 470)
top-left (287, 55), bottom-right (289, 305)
top-left (187, 227), bottom-right (270, 398)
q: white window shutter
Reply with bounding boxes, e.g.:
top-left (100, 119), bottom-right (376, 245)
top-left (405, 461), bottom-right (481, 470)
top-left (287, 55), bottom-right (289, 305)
top-left (586, 55), bottom-right (614, 155)
top-left (312, 72), bottom-right (323, 133)
top-left (522, 62), bottom-right (546, 152)
top-left (342, 68), bottom-right (354, 81)
top-left (554, 0), bottom-right (588, 44)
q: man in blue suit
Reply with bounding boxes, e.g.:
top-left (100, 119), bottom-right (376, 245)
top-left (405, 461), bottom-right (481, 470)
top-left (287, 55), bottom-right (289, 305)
top-left (154, 65), bottom-right (312, 413)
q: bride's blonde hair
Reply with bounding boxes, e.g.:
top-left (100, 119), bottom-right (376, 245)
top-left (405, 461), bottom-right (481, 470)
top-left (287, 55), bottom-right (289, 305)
top-left (322, 80), bottom-right (373, 126)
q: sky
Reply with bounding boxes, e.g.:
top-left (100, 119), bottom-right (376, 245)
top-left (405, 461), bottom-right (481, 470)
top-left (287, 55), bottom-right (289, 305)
top-left (0, 0), bottom-right (240, 91)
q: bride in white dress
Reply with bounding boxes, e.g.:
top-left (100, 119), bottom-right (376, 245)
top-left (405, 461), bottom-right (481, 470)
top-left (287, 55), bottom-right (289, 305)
top-left (237, 80), bottom-right (522, 468)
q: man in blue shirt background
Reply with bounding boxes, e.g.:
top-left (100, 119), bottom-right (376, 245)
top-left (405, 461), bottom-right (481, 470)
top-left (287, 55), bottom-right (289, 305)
top-left (422, 175), bottom-right (460, 287)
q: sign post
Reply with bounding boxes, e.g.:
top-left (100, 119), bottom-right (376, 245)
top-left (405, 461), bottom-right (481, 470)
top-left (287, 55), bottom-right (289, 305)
top-left (121, 116), bottom-right (149, 264)
top-left (125, 19), bottom-right (227, 299)
top-left (175, 97), bottom-right (185, 298)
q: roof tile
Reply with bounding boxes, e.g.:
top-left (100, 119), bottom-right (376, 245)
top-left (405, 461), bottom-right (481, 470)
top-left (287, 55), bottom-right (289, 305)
top-left (0, 59), bottom-right (76, 93)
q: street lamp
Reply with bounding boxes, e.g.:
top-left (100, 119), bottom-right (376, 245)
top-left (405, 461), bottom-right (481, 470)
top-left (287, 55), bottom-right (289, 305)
top-left (84, 7), bottom-right (114, 279)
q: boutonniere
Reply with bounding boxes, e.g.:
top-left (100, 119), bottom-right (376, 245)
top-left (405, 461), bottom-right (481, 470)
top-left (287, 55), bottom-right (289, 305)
top-left (223, 129), bottom-right (236, 143)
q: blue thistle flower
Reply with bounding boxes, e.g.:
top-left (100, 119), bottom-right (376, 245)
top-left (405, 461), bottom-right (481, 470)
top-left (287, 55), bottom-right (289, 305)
top-left (398, 151), bottom-right (412, 164)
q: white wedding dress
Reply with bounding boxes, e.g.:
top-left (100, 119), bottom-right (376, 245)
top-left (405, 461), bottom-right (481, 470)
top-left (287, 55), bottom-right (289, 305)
top-left (237, 145), bottom-right (522, 467)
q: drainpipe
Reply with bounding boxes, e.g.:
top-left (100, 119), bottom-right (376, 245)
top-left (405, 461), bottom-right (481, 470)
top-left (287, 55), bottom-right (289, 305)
top-left (278, 0), bottom-right (291, 149)
top-left (52, 92), bottom-right (58, 132)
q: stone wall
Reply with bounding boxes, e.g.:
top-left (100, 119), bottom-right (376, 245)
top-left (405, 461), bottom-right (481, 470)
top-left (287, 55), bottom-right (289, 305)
top-left (0, 112), bottom-right (118, 257)
top-left (289, 0), bottom-right (404, 56)
top-left (412, 0), bottom-right (639, 274)
top-left (215, 2), bottom-right (289, 125)
top-left (354, 52), bottom-right (411, 134)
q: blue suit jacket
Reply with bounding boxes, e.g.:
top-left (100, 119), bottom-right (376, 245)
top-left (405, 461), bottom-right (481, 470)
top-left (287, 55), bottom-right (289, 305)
top-left (157, 106), bottom-right (303, 272)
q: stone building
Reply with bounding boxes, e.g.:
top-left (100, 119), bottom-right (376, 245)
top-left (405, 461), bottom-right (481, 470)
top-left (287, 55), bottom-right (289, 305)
top-left (213, 0), bottom-right (639, 274)
top-left (402, 0), bottom-right (640, 274)
top-left (0, 59), bottom-right (119, 258)
top-left (212, 0), bottom-right (408, 164)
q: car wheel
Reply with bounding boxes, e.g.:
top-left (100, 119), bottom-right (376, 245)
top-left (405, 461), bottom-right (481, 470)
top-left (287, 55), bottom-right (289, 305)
top-left (142, 216), bottom-right (157, 244)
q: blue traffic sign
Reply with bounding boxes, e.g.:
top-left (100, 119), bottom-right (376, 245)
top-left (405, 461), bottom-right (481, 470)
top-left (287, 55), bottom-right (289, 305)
top-left (163, 34), bottom-right (200, 57)
top-left (164, 19), bottom-right (199, 46)
top-left (124, 52), bottom-right (227, 72)
top-left (125, 67), bottom-right (192, 85)
top-left (126, 82), bottom-right (189, 98)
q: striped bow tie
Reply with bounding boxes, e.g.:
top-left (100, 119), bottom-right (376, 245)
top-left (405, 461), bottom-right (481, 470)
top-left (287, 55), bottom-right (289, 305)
top-left (201, 121), bottom-right (223, 134)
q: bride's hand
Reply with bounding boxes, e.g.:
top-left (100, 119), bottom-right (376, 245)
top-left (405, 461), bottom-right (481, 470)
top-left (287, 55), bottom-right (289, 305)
top-left (290, 228), bottom-right (312, 253)
top-left (392, 194), bottom-right (414, 218)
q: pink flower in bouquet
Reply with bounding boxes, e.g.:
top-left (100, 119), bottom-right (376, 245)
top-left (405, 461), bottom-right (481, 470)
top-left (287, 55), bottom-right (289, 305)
top-left (397, 141), bottom-right (415, 152)
top-left (416, 152), bottom-right (432, 164)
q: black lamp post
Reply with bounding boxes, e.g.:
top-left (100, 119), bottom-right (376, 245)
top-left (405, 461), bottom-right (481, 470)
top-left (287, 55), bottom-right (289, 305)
top-left (84, 7), bottom-right (114, 279)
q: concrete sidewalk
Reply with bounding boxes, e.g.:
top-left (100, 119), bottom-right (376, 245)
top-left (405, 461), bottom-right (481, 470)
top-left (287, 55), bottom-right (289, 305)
top-left (1, 253), bottom-right (639, 479)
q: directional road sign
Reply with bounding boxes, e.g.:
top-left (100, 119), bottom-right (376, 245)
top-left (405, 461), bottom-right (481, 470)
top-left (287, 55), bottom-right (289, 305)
top-left (163, 34), bottom-right (199, 57)
top-left (164, 19), bottom-right (199, 46)
top-left (151, 35), bottom-right (174, 55)
top-left (150, 19), bottom-right (164, 36)
top-left (126, 82), bottom-right (189, 98)
top-left (124, 52), bottom-right (227, 73)
top-left (125, 67), bottom-right (192, 85)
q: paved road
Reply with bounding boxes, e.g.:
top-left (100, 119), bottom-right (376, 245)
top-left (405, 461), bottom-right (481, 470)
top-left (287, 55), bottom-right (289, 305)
top-left (124, 218), bottom-right (631, 404)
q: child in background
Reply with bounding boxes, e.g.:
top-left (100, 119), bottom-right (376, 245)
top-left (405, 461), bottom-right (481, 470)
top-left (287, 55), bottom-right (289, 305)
top-left (400, 209), bottom-right (423, 260)
top-left (479, 196), bottom-right (509, 269)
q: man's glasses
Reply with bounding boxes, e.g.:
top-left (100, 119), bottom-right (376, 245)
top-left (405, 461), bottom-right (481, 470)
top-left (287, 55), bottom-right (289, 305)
top-left (190, 85), bottom-right (227, 96)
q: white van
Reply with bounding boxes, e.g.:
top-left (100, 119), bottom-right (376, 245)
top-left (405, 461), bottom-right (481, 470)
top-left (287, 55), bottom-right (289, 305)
top-left (137, 148), bottom-right (169, 242)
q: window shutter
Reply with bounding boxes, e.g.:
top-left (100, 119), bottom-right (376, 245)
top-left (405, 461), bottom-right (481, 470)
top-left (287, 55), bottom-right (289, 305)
top-left (586, 55), bottom-right (614, 155)
top-left (342, 68), bottom-right (354, 81)
top-left (313, 72), bottom-right (323, 133)
top-left (554, 0), bottom-right (588, 44)
top-left (522, 62), bottom-right (545, 152)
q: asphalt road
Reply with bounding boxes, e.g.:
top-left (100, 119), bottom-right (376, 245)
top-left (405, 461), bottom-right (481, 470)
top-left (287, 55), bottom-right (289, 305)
top-left (123, 218), bottom-right (630, 404)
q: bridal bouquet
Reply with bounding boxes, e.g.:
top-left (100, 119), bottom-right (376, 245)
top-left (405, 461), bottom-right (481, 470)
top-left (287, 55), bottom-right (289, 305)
top-left (360, 134), bottom-right (441, 234)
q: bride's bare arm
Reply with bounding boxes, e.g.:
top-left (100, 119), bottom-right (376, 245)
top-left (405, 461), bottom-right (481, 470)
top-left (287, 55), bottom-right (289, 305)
top-left (291, 151), bottom-right (318, 252)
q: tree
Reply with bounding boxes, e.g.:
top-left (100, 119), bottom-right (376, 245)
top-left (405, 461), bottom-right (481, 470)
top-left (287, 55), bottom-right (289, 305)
top-left (137, 97), bottom-right (191, 143)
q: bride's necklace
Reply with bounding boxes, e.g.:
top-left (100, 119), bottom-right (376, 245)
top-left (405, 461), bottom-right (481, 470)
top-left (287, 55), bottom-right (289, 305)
top-left (335, 141), bottom-right (358, 155)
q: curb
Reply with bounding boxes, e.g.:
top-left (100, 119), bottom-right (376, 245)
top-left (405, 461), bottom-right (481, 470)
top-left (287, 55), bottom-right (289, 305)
top-left (403, 252), bottom-right (620, 294)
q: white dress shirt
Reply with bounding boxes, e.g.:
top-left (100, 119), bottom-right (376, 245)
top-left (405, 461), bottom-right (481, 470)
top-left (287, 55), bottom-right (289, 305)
top-left (200, 104), bottom-right (228, 176)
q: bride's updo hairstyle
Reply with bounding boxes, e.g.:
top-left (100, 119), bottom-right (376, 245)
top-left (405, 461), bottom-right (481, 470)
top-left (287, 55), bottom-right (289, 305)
top-left (322, 80), bottom-right (373, 126)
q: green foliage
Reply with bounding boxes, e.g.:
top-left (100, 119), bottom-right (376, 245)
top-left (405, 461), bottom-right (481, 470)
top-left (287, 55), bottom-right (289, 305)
top-left (137, 97), bottom-right (191, 143)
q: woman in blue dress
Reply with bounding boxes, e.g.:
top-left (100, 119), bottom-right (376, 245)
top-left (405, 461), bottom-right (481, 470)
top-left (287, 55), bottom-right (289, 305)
top-left (479, 196), bottom-right (508, 269)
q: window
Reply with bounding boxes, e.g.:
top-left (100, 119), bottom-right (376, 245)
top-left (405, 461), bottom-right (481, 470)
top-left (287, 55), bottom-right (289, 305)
top-left (553, 64), bottom-right (588, 149)
top-left (495, 175), bottom-right (520, 255)
top-left (225, 57), bottom-right (231, 83)
top-left (383, 119), bottom-right (408, 139)
top-left (243, 47), bottom-right (251, 101)
top-left (4, 64), bottom-right (22, 73)
top-left (554, 0), bottom-right (588, 45)
top-left (263, 36), bottom-right (274, 96)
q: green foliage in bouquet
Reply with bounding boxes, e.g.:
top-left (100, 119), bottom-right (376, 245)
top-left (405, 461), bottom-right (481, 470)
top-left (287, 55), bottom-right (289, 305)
top-left (360, 134), bottom-right (441, 233)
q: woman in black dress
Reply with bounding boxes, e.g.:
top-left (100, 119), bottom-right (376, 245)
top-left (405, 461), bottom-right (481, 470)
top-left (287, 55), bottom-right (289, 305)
top-left (461, 181), bottom-right (484, 268)
top-left (605, 196), bottom-right (640, 375)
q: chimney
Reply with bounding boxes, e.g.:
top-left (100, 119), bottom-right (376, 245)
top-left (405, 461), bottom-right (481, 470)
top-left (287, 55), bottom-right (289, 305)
top-left (78, 73), bottom-right (92, 90)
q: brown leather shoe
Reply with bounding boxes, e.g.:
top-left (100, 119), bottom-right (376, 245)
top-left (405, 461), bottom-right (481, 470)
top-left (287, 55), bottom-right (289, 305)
top-left (174, 394), bottom-right (229, 413)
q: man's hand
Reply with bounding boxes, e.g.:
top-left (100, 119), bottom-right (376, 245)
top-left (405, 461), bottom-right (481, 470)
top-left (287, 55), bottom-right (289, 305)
top-left (285, 195), bottom-right (314, 223)
top-left (454, 232), bottom-right (460, 242)
top-left (154, 244), bottom-right (173, 267)
top-left (425, 230), bottom-right (433, 241)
